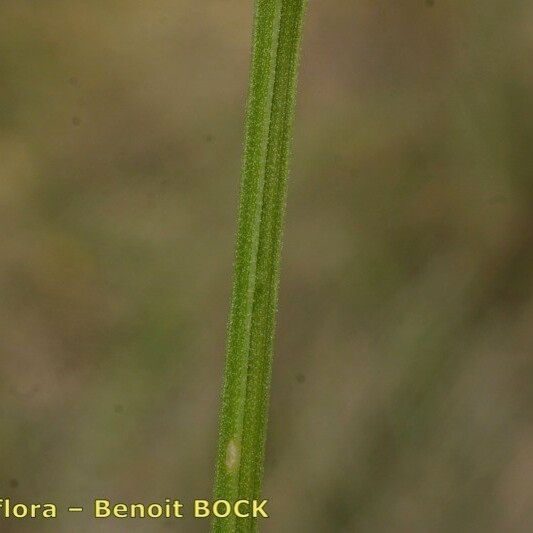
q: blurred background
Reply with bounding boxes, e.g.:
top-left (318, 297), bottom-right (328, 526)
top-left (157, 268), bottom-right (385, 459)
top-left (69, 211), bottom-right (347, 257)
top-left (1, 1), bottom-right (532, 531)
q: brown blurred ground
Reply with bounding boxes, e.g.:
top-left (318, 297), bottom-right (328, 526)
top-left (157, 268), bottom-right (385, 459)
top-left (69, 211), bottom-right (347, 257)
top-left (1, 1), bottom-right (532, 532)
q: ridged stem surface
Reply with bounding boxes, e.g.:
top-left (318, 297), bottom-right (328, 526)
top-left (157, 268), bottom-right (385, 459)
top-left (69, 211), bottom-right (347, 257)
top-left (213, 1), bottom-right (307, 532)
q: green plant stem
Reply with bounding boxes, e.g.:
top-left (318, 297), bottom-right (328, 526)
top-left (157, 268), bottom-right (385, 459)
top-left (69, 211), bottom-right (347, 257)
top-left (213, 1), bottom-right (307, 532)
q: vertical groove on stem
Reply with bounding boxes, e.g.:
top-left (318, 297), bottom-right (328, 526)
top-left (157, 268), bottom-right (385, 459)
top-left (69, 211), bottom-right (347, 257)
top-left (214, 1), bottom-right (308, 531)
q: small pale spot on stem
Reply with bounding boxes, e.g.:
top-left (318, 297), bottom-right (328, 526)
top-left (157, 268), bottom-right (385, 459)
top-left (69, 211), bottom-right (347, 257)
top-left (226, 439), bottom-right (240, 473)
